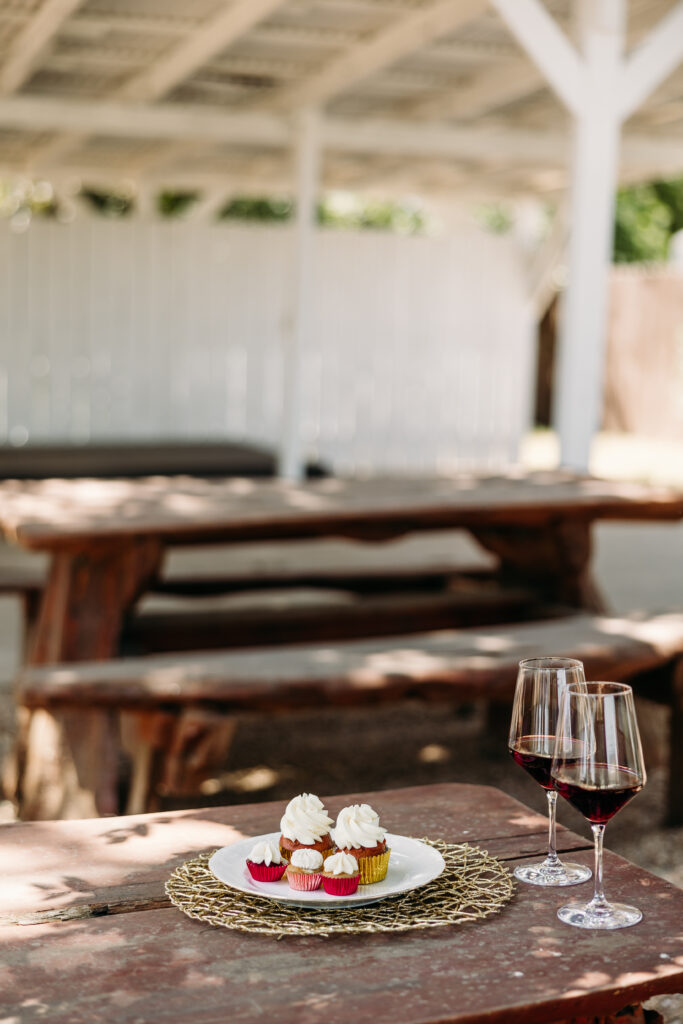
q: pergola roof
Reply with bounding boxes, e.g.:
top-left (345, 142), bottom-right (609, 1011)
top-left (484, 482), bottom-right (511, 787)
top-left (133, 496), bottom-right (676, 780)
top-left (0, 0), bottom-right (682, 199)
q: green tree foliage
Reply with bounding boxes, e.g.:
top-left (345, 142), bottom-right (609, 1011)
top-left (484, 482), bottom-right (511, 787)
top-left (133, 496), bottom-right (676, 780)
top-left (611, 177), bottom-right (683, 263)
top-left (219, 196), bottom-right (293, 221)
top-left (218, 194), bottom-right (426, 233)
top-left (80, 187), bottom-right (134, 217)
top-left (158, 190), bottom-right (199, 217)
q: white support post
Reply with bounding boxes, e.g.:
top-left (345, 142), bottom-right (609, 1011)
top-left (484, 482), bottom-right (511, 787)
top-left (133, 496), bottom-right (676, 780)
top-left (554, 0), bottom-right (625, 471)
top-left (280, 108), bottom-right (320, 481)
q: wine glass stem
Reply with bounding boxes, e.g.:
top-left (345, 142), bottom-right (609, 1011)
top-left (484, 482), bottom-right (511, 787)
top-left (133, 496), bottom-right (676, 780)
top-left (546, 789), bottom-right (559, 866)
top-left (589, 823), bottom-right (609, 911)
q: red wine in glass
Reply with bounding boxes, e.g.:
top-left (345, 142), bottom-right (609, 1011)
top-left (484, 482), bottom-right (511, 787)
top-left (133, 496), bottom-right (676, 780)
top-left (553, 765), bottom-right (643, 825)
top-left (508, 658), bottom-right (591, 887)
top-left (552, 682), bottom-right (647, 930)
top-left (509, 735), bottom-right (555, 790)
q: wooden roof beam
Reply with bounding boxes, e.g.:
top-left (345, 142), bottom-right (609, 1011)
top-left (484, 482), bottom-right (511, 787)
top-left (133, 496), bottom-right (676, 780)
top-left (265, 0), bottom-right (489, 111)
top-left (0, 0), bottom-right (85, 96)
top-left (115, 0), bottom-right (291, 103)
top-left (620, 1), bottom-right (683, 121)
top-left (404, 0), bottom-right (681, 123)
top-left (488, 0), bottom-right (584, 116)
top-left (0, 94), bottom-right (680, 176)
top-left (405, 57), bottom-right (544, 120)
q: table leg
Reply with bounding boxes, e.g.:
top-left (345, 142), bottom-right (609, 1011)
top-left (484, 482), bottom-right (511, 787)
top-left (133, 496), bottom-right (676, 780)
top-left (15, 537), bottom-right (163, 820)
top-left (470, 519), bottom-right (607, 613)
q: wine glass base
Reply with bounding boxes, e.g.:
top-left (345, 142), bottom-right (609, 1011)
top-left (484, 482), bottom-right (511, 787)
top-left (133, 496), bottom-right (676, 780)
top-left (513, 861), bottom-right (592, 887)
top-left (557, 901), bottom-right (642, 929)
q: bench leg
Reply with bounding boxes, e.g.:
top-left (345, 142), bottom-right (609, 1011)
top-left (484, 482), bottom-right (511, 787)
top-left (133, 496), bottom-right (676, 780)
top-left (121, 709), bottom-right (239, 814)
top-left (18, 707), bottom-right (120, 820)
top-left (667, 659), bottom-right (683, 827)
top-left (11, 537), bottom-right (163, 820)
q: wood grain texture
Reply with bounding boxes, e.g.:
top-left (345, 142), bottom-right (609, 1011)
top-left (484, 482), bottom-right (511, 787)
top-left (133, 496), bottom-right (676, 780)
top-left (14, 537), bottom-right (163, 820)
top-left (19, 613), bottom-right (683, 710)
top-left (0, 784), bottom-right (681, 1024)
top-left (16, 615), bottom-right (683, 820)
top-left (0, 472), bottom-right (680, 551)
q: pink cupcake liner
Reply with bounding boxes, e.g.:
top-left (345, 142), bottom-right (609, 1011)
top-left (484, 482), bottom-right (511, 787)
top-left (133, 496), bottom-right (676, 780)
top-left (286, 868), bottom-right (322, 891)
top-left (246, 860), bottom-right (287, 883)
top-left (322, 874), bottom-right (360, 897)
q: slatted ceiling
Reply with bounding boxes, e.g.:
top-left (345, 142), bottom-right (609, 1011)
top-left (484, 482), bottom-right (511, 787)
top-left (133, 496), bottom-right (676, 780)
top-left (248, 23), bottom-right (356, 54)
top-left (22, 67), bottom-right (125, 97)
top-left (80, 0), bottom-right (219, 20)
top-left (56, 28), bottom-right (176, 62)
top-left (0, 2), bottom-right (680, 194)
top-left (169, 81), bottom-right (263, 107)
top-left (201, 56), bottom-right (306, 81)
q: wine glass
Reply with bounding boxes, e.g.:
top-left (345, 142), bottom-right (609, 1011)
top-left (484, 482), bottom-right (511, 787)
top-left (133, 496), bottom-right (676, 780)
top-left (552, 681), bottom-right (646, 929)
top-left (508, 658), bottom-right (592, 886)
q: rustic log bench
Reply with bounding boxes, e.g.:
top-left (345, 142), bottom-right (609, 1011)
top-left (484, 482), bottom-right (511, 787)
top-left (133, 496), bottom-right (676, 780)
top-left (14, 612), bottom-right (683, 824)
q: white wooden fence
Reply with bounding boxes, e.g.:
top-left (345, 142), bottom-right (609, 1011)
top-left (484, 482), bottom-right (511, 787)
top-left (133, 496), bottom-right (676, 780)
top-left (0, 219), bottom-right (535, 473)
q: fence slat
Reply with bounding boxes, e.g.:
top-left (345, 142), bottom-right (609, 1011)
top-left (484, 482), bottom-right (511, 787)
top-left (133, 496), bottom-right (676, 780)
top-left (0, 220), bottom-right (533, 472)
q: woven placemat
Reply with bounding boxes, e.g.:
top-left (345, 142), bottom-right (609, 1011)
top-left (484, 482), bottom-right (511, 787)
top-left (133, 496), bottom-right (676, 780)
top-left (165, 839), bottom-right (515, 937)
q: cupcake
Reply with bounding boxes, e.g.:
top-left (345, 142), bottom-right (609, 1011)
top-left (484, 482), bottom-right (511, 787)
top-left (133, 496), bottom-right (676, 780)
top-left (322, 851), bottom-right (360, 896)
top-left (245, 840), bottom-right (287, 882)
top-left (279, 793), bottom-right (334, 862)
top-left (285, 848), bottom-right (324, 891)
top-left (333, 803), bottom-right (390, 884)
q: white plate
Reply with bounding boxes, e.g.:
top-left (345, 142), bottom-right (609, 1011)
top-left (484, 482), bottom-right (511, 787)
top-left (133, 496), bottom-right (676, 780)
top-left (209, 832), bottom-right (445, 909)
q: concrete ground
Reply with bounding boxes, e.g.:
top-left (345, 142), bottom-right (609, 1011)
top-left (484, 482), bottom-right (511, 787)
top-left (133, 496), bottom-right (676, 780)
top-left (0, 432), bottom-right (681, 1019)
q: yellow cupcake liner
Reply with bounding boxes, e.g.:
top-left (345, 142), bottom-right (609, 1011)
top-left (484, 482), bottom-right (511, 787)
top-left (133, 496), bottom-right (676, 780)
top-left (357, 849), bottom-right (391, 885)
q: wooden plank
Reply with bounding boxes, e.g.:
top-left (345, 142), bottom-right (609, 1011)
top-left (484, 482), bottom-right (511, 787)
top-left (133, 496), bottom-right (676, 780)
top-left (123, 583), bottom-right (541, 654)
top-left (0, 473), bottom-right (680, 551)
top-left (19, 613), bottom-right (683, 711)
top-left (0, 785), bottom-right (681, 1024)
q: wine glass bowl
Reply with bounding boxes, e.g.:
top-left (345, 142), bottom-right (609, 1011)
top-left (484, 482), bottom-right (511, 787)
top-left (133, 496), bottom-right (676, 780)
top-left (552, 681), bottom-right (646, 929)
top-left (508, 657), bottom-right (592, 887)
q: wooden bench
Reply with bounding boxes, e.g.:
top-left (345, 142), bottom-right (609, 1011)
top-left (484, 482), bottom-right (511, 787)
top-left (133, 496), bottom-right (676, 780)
top-left (124, 572), bottom-right (543, 653)
top-left (14, 612), bottom-right (683, 824)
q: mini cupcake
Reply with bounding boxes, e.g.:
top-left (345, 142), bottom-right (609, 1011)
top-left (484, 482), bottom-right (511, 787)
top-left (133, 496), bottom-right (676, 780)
top-left (245, 840), bottom-right (287, 883)
top-left (279, 793), bottom-right (334, 862)
top-left (333, 803), bottom-right (390, 885)
top-left (322, 851), bottom-right (360, 896)
top-left (285, 848), bottom-right (324, 891)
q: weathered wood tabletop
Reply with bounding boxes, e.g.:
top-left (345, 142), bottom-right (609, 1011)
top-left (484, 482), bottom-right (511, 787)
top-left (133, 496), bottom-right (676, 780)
top-left (1, 783), bottom-right (682, 1024)
top-left (0, 470), bottom-right (680, 665)
top-left (0, 471), bottom-right (680, 549)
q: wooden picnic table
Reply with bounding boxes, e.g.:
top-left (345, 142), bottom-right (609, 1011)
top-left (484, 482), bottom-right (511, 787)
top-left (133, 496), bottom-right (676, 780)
top-left (0, 470), bottom-right (680, 665)
top-left (1, 783), bottom-right (681, 1024)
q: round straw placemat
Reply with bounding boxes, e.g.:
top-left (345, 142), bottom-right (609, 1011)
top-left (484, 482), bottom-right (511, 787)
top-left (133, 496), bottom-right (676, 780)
top-left (165, 839), bottom-right (514, 937)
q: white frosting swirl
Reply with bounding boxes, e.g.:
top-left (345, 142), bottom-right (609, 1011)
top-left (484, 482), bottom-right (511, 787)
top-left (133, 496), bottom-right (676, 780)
top-left (280, 793), bottom-right (333, 844)
top-left (334, 804), bottom-right (386, 849)
top-left (247, 840), bottom-right (282, 866)
top-left (290, 848), bottom-right (323, 871)
top-left (324, 851), bottom-right (359, 876)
